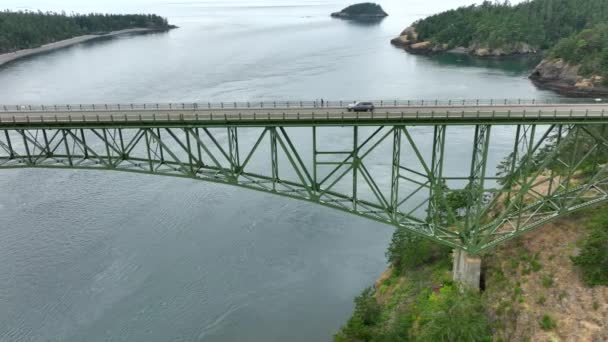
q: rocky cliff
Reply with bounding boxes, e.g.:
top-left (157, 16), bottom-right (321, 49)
top-left (530, 59), bottom-right (608, 96)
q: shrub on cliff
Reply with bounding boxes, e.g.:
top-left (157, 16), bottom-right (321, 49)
top-left (571, 207), bottom-right (608, 286)
top-left (334, 287), bottom-right (382, 341)
top-left (386, 227), bottom-right (451, 274)
top-left (415, 285), bottom-right (493, 341)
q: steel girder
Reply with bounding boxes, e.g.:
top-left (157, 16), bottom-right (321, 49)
top-left (1, 123), bottom-right (608, 254)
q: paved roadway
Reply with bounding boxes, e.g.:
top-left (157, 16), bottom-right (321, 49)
top-left (1, 103), bottom-right (608, 126)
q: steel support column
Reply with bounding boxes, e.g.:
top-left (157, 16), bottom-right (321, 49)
top-left (463, 125), bottom-right (491, 248)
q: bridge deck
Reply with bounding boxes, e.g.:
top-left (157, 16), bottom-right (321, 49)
top-left (1, 103), bottom-right (607, 127)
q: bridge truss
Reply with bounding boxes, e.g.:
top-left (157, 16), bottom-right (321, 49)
top-left (1, 108), bottom-right (608, 254)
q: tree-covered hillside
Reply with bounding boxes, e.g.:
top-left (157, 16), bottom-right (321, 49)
top-left (0, 11), bottom-right (172, 53)
top-left (414, 0), bottom-right (608, 50)
top-left (548, 23), bottom-right (608, 83)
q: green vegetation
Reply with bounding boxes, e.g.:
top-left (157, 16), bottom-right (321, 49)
top-left (339, 122), bottom-right (608, 341)
top-left (541, 274), bottom-right (554, 288)
top-left (335, 230), bottom-right (492, 341)
top-left (537, 295), bottom-right (546, 305)
top-left (571, 206), bottom-right (608, 286)
top-left (414, 0), bottom-right (608, 50)
top-left (414, 286), bottom-right (492, 342)
top-left (539, 314), bottom-right (557, 331)
top-left (549, 23), bottom-right (608, 84)
top-left (386, 227), bottom-right (450, 273)
top-left (0, 10), bottom-right (172, 53)
top-left (335, 287), bottom-right (383, 341)
top-left (332, 3), bottom-right (387, 17)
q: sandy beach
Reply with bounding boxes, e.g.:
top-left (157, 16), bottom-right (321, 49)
top-left (0, 28), bottom-right (159, 67)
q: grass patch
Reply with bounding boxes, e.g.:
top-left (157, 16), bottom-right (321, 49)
top-left (541, 275), bottom-right (554, 288)
top-left (540, 314), bottom-right (557, 331)
top-left (530, 257), bottom-right (543, 273)
top-left (537, 295), bottom-right (546, 305)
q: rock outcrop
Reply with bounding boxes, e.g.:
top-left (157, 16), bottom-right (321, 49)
top-left (390, 26), bottom-right (539, 57)
top-left (530, 59), bottom-right (608, 96)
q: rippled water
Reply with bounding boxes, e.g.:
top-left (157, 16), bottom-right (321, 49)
top-left (0, 0), bottom-right (557, 341)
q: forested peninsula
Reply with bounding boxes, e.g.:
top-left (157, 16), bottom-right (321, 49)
top-left (391, 0), bottom-right (608, 95)
top-left (0, 11), bottom-right (175, 65)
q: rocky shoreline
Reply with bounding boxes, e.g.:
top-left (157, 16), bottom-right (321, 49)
top-left (390, 26), bottom-right (539, 57)
top-left (530, 59), bottom-right (608, 96)
top-left (0, 27), bottom-right (176, 68)
top-left (391, 26), bottom-right (607, 97)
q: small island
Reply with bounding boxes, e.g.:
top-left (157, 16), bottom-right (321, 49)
top-left (390, 0), bottom-right (608, 96)
top-left (0, 11), bottom-right (177, 67)
top-left (330, 3), bottom-right (388, 20)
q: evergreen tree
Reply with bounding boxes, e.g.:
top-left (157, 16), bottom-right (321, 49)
top-left (0, 10), bottom-right (171, 53)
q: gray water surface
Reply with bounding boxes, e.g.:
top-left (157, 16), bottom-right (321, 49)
top-left (0, 0), bottom-right (557, 341)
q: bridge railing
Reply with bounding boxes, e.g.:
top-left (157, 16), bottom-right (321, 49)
top-left (1, 109), bottom-right (606, 124)
top-left (0, 98), bottom-right (603, 112)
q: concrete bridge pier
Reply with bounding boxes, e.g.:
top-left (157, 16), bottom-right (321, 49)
top-left (453, 249), bottom-right (481, 290)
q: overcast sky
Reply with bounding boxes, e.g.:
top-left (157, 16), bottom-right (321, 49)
top-left (2, 0), bottom-right (529, 14)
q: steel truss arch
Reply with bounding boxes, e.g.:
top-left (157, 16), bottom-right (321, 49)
top-left (2, 121), bottom-right (608, 254)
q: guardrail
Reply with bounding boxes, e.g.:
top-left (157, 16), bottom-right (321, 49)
top-left (1, 109), bottom-right (606, 124)
top-left (0, 98), bottom-right (604, 112)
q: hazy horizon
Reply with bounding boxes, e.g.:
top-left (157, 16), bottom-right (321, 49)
top-left (3, 0), bottom-right (528, 20)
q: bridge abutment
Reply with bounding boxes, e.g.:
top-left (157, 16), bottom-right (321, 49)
top-left (452, 249), bottom-right (481, 290)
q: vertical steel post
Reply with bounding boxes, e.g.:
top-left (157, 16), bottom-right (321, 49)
top-left (270, 127), bottom-right (278, 190)
top-left (144, 129), bottom-right (154, 172)
top-left (62, 129), bottom-right (73, 166)
top-left (464, 124), bottom-right (491, 247)
top-left (185, 128), bottom-right (194, 175)
top-left (352, 126), bottom-right (359, 210)
top-left (20, 130), bottom-right (32, 165)
top-left (429, 125), bottom-right (446, 229)
top-left (547, 125), bottom-right (563, 197)
top-left (156, 128), bottom-right (165, 164)
top-left (515, 125), bottom-right (536, 230)
top-left (80, 129), bottom-right (88, 159)
top-left (42, 129), bottom-right (50, 157)
top-left (102, 129), bottom-right (112, 166)
top-left (228, 127), bottom-right (240, 175)
top-left (195, 128), bottom-right (203, 167)
top-left (312, 126), bottom-right (318, 193)
top-left (390, 127), bottom-right (401, 220)
top-left (4, 131), bottom-right (14, 158)
top-left (561, 126), bottom-right (581, 207)
top-left (118, 129), bottom-right (125, 158)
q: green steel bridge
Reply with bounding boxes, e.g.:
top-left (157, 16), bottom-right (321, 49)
top-left (2, 99), bottom-right (608, 255)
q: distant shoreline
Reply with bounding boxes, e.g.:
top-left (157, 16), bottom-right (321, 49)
top-left (0, 27), bottom-right (173, 68)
